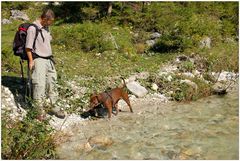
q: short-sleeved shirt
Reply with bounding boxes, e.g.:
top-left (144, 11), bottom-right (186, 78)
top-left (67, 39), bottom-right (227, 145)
top-left (25, 19), bottom-right (52, 57)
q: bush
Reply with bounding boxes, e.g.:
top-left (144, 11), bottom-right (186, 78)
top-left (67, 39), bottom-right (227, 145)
top-left (52, 22), bottom-right (135, 54)
top-left (179, 61), bottom-right (195, 72)
top-left (173, 78), bottom-right (211, 102)
top-left (135, 43), bottom-right (145, 54)
top-left (1, 110), bottom-right (56, 159)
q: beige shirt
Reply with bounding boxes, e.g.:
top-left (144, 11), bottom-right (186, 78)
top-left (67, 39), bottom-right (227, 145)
top-left (25, 19), bottom-right (52, 57)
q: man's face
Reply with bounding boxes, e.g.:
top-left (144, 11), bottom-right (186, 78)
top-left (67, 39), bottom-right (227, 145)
top-left (42, 18), bottom-right (54, 27)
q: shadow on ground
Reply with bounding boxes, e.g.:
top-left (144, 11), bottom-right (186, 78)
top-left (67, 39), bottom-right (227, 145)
top-left (2, 75), bottom-right (29, 109)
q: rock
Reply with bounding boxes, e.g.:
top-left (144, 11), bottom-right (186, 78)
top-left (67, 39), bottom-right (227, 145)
top-left (2, 18), bottom-right (12, 24)
top-left (209, 114), bottom-right (225, 123)
top-left (150, 32), bottom-right (161, 39)
top-left (160, 64), bottom-right (178, 73)
top-left (152, 93), bottom-right (169, 103)
top-left (88, 135), bottom-right (113, 148)
top-left (126, 72), bottom-right (149, 84)
top-left (42, 2), bottom-right (50, 5)
top-left (53, 2), bottom-right (61, 6)
top-left (83, 142), bottom-right (93, 152)
top-left (127, 75), bottom-right (137, 83)
top-left (212, 83), bottom-right (227, 95)
top-left (179, 146), bottom-right (202, 159)
top-left (135, 72), bottom-right (150, 80)
top-left (146, 40), bottom-right (156, 47)
top-left (193, 70), bottom-right (201, 77)
top-left (212, 71), bottom-right (238, 82)
top-left (166, 75), bottom-right (173, 82)
top-left (182, 72), bottom-right (195, 78)
top-left (151, 83), bottom-right (158, 91)
top-left (200, 37), bottom-right (211, 49)
top-left (49, 113), bottom-right (85, 131)
top-left (176, 55), bottom-right (189, 62)
top-left (126, 81), bottom-right (148, 98)
top-left (1, 85), bottom-right (27, 120)
top-left (10, 10), bottom-right (29, 21)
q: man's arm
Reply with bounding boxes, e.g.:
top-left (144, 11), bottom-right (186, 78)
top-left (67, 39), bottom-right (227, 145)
top-left (26, 48), bottom-right (34, 70)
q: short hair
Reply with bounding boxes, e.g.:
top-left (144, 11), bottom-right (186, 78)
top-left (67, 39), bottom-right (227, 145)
top-left (41, 9), bottom-right (55, 20)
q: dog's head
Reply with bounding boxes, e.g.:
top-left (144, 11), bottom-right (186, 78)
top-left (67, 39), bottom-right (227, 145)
top-left (89, 94), bottom-right (100, 108)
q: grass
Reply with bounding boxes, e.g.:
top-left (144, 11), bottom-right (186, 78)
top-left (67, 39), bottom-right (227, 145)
top-left (54, 48), bottom-right (176, 79)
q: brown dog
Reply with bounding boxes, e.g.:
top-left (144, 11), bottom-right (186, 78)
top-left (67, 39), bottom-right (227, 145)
top-left (89, 78), bottom-right (133, 118)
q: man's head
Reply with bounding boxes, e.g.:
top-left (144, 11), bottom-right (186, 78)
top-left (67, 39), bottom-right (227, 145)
top-left (40, 9), bottom-right (55, 27)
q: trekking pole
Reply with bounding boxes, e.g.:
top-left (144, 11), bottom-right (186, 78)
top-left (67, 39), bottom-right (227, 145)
top-left (20, 59), bottom-right (25, 84)
top-left (25, 61), bottom-right (32, 103)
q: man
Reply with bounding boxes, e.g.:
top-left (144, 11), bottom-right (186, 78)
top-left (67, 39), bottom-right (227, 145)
top-left (26, 9), bottom-right (65, 120)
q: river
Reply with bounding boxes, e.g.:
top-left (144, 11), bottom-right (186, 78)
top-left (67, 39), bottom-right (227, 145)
top-left (56, 85), bottom-right (239, 160)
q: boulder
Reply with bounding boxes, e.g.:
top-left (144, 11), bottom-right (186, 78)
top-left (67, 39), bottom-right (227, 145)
top-left (150, 32), bottom-right (161, 39)
top-left (2, 19), bottom-right (12, 24)
top-left (126, 81), bottom-right (148, 98)
top-left (146, 40), bottom-right (156, 47)
top-left (10, 10), bottom-right (29, 21)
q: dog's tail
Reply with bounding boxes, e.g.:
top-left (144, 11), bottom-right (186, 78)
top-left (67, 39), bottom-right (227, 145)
top-left (121, 77), bottom-right (127, 88)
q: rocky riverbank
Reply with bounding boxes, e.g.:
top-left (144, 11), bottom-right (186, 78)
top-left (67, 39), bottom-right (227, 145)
top-left (1, 54), bottom-right (238, 132)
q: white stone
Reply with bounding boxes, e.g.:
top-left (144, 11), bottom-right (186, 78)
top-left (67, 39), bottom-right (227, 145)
top-left (126, 81), bottom-right (148, 98)
top-left (151, 83), bottom-right (158, 91)
top-left (180, 79), bottom-right (198, 91)
top-left (182, 72), bottom-right (195, 78)
top-left (166, 75), bottom-right (173, 81)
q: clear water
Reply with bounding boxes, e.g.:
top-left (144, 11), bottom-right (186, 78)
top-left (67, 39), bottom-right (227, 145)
top-left (56, 86), bottom-right (239, 160)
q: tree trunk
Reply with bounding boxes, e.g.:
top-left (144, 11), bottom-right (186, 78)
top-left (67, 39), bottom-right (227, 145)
top-left (107, 2), bottom-right (112, 16)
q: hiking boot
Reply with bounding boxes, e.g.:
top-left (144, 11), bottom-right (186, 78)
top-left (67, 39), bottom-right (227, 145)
top-left (48, 108), bottom-right (66, 119)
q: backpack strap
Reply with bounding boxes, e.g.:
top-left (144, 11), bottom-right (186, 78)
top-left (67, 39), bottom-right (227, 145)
top-left (30, 24), bottom-right (39, 51)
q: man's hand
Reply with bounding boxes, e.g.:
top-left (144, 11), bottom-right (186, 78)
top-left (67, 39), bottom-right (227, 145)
top-left (28, 60), bottom-right (35, 70)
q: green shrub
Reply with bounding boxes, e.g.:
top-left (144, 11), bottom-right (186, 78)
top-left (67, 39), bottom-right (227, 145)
top-left (200, 42), bottom-right (238, 72)
top-left (194, 78), bottom-right (212, 99)
top-left (1, 110), bottom-right (56, 159)
top-left (52, 22), bottom-right (135, 54)
top-left (172, 77), bottom-right (211, 102)
top-left (179, 61), bottom-right (195, 72)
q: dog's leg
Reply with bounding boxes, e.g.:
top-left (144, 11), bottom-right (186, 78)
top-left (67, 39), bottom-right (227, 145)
top-left (107, 106), bottom-right (112, 118)
top-left (122, 92), bottom-right (133, 113)
top-left (113, 104), bottom-right (119, 116)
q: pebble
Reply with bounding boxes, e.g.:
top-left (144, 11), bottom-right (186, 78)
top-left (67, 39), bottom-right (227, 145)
top-left (151, 83), bottom-right (158, 91)
top-left (88, 135), bottom-right (113, 147)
